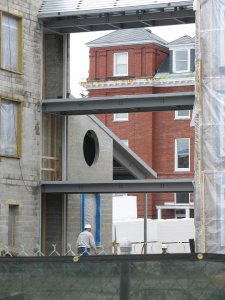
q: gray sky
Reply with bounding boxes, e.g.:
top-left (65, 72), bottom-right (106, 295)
top-left (70, 23), bottom-right (195, 97)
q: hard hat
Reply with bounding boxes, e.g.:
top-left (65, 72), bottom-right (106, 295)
top-left (161, 243), bottom-right (167, 249)
top-left (84, 224), bottom-right (92, 229)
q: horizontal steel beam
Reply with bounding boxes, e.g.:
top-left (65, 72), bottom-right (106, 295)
top-left (41, 179), bottom-right (194, 194)
top-left (42, 9), bottom-right (195, 33)
top-left (42, 92), bottom-right (195, 115)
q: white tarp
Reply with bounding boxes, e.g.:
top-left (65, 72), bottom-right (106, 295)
top-left (195, 0), bottom-right (225, 253)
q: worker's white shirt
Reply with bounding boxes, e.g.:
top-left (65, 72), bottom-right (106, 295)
top-left (76, 230), bottom-right (96, 250)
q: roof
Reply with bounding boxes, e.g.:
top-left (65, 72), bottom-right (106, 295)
top-left (39, 0), bottom-right (194, 17)
top-left (167, 35), bottom-right (195, 46)
top-left (86, 28), bottom-right (168, 48)
top-left (38, 1), bottom-right (195, 34)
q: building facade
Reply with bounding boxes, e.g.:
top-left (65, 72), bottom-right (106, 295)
top-left (0, 0), bottom-right (114, 255)
top-left (82, 28), bottom-right (195, 219)
top-left (0, 1), bottom-right (157, 256)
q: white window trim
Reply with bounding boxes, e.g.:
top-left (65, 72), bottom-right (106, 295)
top-left (175, 110), bottom-right (191, 120)
top-left (173, 49), bottom-right (190, 73)
top-left (174, 192), bottom-right (191, 204)
top-left (113, 113), bottom-right (128, 122)
top-left (175, 138), bottom-right (190, 172)
top-left (113, 52), bottom-right (128, 76)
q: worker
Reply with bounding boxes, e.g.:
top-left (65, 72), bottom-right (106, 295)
top-left (76, 224), bottom-right (97, 256)
top-left (161, 243), bottom-right (168, 254)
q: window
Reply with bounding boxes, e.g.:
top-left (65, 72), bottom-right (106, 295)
top-left (8, 205), bottom-right (18, 246)
top-left (0, 99), bottom-right (21, 157)
top-left (83, 130), bottom-right (99, 166)
top-left (175, 110), bottom-right (190, 120)
top-left (175, 193), bottom-right (190, 204)
top-left (113, 113), bottom-right (128, 122)
top-left (1, 12), bottom-right (22, 73)
top-left (175, 138), bottom-right (190, 171)
top-left (113, 52), bottom-right (128, 76)
top-left (173, 50), bottom-right (189, 73)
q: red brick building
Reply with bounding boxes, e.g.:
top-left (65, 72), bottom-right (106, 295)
top-left (82, 28), bottom-right (195, 219)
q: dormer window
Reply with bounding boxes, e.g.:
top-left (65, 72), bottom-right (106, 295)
top-left (113, 52), bottom-right (128, 76)
top-left (173, 49), bottom-right (190, 73)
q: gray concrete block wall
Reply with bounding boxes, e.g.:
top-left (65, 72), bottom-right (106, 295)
top-left (44, 194), bottom-right (63, 255)
top-left (0, 0), bottom-right (43, 253)
top-left (67, 115), bottom-right (113, 253)
top-left (44, 34), bottom-right (64, 99)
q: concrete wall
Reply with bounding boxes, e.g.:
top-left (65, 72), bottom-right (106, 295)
top-left (0, 0), bottom-right (43, 253)
top-left (44, 34), bottom-right (64, 99)
top-left (67, 115), bottom-right (113, 253)
top-left (44, 194), bottom-right (63, 255)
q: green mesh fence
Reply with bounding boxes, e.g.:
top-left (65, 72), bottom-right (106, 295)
top-left (0, 254), bottom-right (225, 299)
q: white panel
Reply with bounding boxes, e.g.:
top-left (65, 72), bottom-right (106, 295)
top-left (113, 218), bottom-right (195, 254)
top-left (113, 196), bottom-right (137, 220)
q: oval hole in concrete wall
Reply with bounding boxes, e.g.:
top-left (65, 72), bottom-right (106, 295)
top-left (83, 130), bottom-right (99, 166)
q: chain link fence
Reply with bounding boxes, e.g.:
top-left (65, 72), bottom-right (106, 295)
top-left (0, 241), bottom-right (193, 257)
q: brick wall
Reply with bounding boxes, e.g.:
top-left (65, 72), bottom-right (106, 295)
top-left (88, 43), bottom-right (194, 219)
top-left (89, 44), bottom-right (168, 80)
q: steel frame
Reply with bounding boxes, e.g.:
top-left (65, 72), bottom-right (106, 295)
top-left (42, 92), bottom-right (194, 115)
top-left (39, 1), bottom-right (195, 33)
top-left (41, 179), bottom-right (194, 194)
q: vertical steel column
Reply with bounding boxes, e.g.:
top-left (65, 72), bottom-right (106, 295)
top-left (144, 193), bottom-right (148, 254)
top-left (39, 24), bottom-right (43, 254)
top-left (62, 34), bottom-right (68, 255)
top-left (62, 34), bottom-right (68, 181)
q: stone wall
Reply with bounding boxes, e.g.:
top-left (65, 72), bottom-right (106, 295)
top-left (0, 0), bottom-right (43, 253)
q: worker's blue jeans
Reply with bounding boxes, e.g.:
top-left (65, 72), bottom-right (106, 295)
top-left (78, 247), bottom-right (90, 256)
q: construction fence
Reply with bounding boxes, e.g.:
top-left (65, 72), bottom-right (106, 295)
top-left (0, 254), bottom-right (225, 299)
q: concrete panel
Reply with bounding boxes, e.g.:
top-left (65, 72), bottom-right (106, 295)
top-left (67, 115), bottom-right (113, 253)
